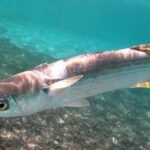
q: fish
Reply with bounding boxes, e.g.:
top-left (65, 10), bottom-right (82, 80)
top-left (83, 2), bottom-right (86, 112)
top-left (0, 44), bottom-right (150, 117)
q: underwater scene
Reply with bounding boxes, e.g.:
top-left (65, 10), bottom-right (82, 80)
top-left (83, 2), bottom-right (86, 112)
top-left (0, 0), bottom-right (150, 149)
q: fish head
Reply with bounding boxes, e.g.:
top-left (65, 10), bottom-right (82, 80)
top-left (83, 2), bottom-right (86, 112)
top-left (0, 82), bottom-right (44, 117)
top-left (0, 95), bottom-right (22, 117)
top-left (0, 80), bottom-right (56, 117)
top-left (0, 87), bottom-right (50, 117)
top-left (0, 83), bottom-right (22, 117)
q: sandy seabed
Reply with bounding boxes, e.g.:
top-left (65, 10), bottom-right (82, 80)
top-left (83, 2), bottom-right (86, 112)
top-left (0, 38), bottom-right (149, 150)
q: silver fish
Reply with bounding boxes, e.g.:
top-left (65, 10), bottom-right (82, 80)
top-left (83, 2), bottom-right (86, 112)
top-left (0, 44), bottom-right (150, 117)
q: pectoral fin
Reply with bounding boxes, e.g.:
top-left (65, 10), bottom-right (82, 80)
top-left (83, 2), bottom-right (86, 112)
top-left (132, 81), bottom-right (150, 88)
top-left (47, 75), bottom-right (83, 94)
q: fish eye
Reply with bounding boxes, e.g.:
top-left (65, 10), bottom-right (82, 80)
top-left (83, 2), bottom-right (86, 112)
top-left (0, 101), bottom-right (9, 111)
top-left (0, 96), bottom-right (9, 111)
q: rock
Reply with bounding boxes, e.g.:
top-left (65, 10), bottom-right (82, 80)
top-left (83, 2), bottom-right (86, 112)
top-left (111, 137), bottom-right (119, 145)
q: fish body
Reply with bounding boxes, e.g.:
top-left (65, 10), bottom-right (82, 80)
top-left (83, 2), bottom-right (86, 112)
top-left (0, 44), bottom-right (150, 117)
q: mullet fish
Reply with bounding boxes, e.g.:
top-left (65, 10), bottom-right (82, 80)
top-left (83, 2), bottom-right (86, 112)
top-left (0, 44), bottom-right (150, 117)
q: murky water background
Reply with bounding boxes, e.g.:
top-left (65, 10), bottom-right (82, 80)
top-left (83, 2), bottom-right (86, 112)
top-left (0, 0), bottom-right (150, 149)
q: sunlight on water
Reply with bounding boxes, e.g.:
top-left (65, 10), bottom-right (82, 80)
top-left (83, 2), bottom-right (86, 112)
top-left (0, 0), bottom-right (150, 58)
top-left (0, 18), bottom-right (110, 58)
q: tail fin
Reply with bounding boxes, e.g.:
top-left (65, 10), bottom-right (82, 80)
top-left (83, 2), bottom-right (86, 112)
top-left (131, 44), bottom-right (150, 52)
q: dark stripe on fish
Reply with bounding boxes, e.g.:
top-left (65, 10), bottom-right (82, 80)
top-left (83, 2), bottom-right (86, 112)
top-left (64, 50), bottom-right (150, 77)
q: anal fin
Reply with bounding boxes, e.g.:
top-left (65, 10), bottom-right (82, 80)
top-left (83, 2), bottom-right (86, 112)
top-left (132, 81), bottom-right (150, 88)
top-left (65, 99), bottom-right (89, 108)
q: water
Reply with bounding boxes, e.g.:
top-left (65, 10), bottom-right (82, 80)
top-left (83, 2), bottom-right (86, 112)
top-left (0, 0), bottom-right (150, 58)
top-left (0, 0), bottom-right (150, 149)
top-left (0, 18), bottom-right (110, 58)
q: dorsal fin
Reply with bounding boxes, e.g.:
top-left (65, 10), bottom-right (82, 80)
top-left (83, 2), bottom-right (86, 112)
top-left (34, 63), bottom-right (48, 71)
top-left (131, 44), bottom-right (150, 52)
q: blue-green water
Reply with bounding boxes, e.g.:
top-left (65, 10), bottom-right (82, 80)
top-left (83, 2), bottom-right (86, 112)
top-left (0, 1), bottom-right (150, 150)
top-left (0, 0), bottom-right (150, 58)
